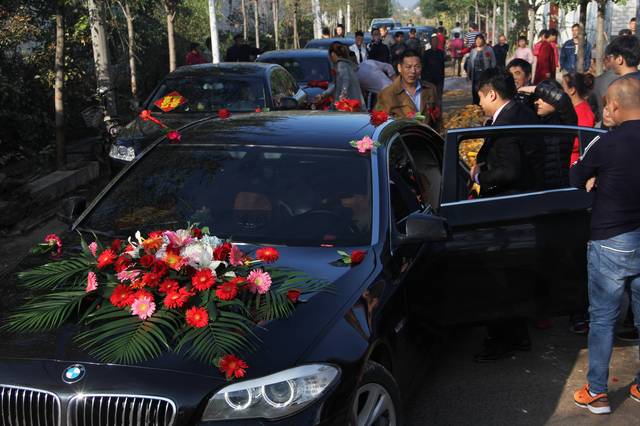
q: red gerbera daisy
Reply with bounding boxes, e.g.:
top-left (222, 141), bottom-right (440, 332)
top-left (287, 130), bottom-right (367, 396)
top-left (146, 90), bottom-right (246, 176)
top-left (163, 287), bottom-right (193, 309)
top-left (114, 255), bottom-right (132, 273)
top-left (192, 268), bottom-right (215, 291)
top-left (256, 247), bottom-right (279, 263)
top-left (213, 242), bottom-right (232, 261)
top-left (140, 272), bottom-right (160, 288)
top-left (97, 249), bottom-right (117, 269)
top-left (216, 278), bottom-right (242, 301)
top-left (159, 279), bottom-right (180, 293)
top-left (110, 284), bottom-right (134, 308)
top-left (185, 306), bottom-right (209, 328)
top-left (218, 354), bottom-right (248, 380)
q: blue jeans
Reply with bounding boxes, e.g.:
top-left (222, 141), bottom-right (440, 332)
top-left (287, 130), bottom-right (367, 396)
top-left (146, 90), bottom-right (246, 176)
top-left (587, 228), bottom-right (640, 394)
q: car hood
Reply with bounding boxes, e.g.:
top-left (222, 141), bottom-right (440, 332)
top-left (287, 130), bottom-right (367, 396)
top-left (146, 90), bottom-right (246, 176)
top-left (0, 246), bottom-right (375, 380)
top-left (118, 114), bottom-right (214, 141)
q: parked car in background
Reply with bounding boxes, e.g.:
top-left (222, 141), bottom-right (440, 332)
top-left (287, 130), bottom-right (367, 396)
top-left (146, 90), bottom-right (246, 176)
top-left (257, 49), bottom-right (333, 100)
top-left (304, 35), bottom-right (371, 50)
top-left (108, 63), bottom-right (306, 171)
top-left (370, 18), bottom-right (398, 30)
top-left (394, 26), bottom-right (436, 50)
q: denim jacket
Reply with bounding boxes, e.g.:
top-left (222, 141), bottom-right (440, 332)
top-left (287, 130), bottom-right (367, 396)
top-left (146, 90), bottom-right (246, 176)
top-left (560, 39), bottom-right (592, 72)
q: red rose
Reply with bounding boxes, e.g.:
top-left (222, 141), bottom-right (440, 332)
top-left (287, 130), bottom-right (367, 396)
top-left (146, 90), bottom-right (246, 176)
top-left (218, 354), bottom-right (248, 380)
top-left (152, 260), bottom-right (168, 278)
top-left (256, 247), bottom-right (279, 263)
top-left (139, 255), bottom-right (156, 269)
top-left (163, 287), bottom-right (193, 309)
top-left (287, 289), bottom-right (301, 303)
top-left (192, 268), bottom-right (215, 291)
top-left (186, 306), bottom-right (209, 328)
top-left (110, 239), bottom-right (123, 253)
top-left (370, 110), bottom-right (389, 126)
top-left (192, 227), bottom-right (203, 238)
top-left (335, 99), bottom-right (361, 112)
top-left (213, 242), bottom-right (232, 261)
top-left (216, 278), bottom-right (241, 301)
top-left (158, 279), bottom-right (179, 293)
top-left (110, 284), bottom-right (134, 308)
top-left (114, 255), bottom-right (132, 273)
top-left (218, 108), bottom-right (231, 119)
top-left (167, 130), bottom-right (181, 144)
top-left (350, 250), bottom-right (366, 266)
top-left (96, 249), bottom-right (117, 269)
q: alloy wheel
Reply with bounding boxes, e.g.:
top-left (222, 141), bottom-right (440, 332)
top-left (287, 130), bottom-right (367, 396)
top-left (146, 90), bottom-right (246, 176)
top-left (352, 382), bottom-right (397, 426)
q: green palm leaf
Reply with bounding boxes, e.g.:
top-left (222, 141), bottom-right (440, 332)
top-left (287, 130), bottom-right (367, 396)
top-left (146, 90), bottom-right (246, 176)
top-left (176, 311), bottom-right (256, 363)
top-left (18, 258), bottom-right (93, 289)
top-left (75, 306), bottom-right (181, 364)
top-left (2, 290), bottom-right (87, 332)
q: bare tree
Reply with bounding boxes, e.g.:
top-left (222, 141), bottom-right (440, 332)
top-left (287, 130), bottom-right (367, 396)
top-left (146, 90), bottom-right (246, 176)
top-left (576, 0), bottom-right (588, 73)
top-left (241, 0), bottom-right (248, 40)
top-left (116, 1), bottom-right (138, 101)
top-left (312, 0), bottom-right (321, 39)
top-left (164, 0), bottom-right (179, 72)
top-left (54, 0), bottom-right (65, 169)
top-left (272, 0), bottom-right (279, 49)
top-left (503, 0), bottom-right (508, 36)
top-left (254, 0), bottom-right (260, 48)
top-left (293, 0), bottom-right (299, 48)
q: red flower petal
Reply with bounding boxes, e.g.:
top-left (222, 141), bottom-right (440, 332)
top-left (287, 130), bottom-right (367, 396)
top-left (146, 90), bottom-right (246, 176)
top-left (350, 250), bottom-right (366, 266)
top-left (185, 306), bottom-right (209, 328)
top-left (218, 108), bottom-right (231, 119)
top-left (287, 289), bottom-right (301, 303)
top-left (256, 247), bottom-right (279, 263)
top-left (192, 268), bottom-right (215, 291)
top-left (218, 354), bottom-right (248, 380)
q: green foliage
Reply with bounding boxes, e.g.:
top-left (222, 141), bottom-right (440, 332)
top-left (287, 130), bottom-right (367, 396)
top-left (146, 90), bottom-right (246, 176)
top-left (17, 258), bottom-right (92, 289)
top-left (2, 290), bottom-right (86, 332)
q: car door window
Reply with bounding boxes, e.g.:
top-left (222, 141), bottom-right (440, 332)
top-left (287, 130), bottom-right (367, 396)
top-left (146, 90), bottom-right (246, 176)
top-left (388, 140), bottom-right (424, 233)
top-left (270, 69), bottom-right (296, 105)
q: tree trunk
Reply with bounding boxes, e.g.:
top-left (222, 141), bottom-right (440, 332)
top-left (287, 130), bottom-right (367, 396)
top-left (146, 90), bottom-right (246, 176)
top-left (346, 1), bottom-right (351, 33)
top-left (208, 0), bottom-right (220, 62)
top-left (485, 5), bottom-right (489, 38)
top-left (164, 3), bottom-right (176, 71)
top-left (595, 0), bottom-right (605, 74)
top-left (475, 0), bottom-right (479, 25)
top-left (54, 0), bottom-right (65, 170)
top-left (293, 0), bottom-right (299, 48)
top-left (120, 1), bottom-right (138, 101)
top-left (254, 0), bottom-right (260, 48)
top-left (503, 0), bottom-right (508, 37)
top-left (272, 0), bottom-right (279, 49)
top-left (241, 0), bottom-right (248, 40)
top-left (527, 5), bottom-right (536, 51)
top-left (577, 0), bottom-right (588, 73)
top-left (492, 1), bottom-right (496, 41)
top-left (312, 0), bottom-right (322, 39)
top-left (88, 0), bottom-right (117, 114)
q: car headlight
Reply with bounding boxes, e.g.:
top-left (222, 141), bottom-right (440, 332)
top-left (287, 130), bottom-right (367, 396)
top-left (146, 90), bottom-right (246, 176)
top-left (201, 364), bottom-right (340, 421)
top-left (109, 143), bottom-right (135, 162)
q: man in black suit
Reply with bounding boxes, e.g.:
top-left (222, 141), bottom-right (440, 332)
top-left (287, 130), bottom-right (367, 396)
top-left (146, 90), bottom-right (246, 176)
top-left (470, 67), bottom-right (541, 198)
top-left (470, 68), bottom-right (542, 362)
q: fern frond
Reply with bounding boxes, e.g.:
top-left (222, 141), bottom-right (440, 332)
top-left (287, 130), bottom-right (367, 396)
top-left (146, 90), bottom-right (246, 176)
top-left (18, 259), bottom-right (93, 289)
top-left (2, 290), bottom-right (87, 332)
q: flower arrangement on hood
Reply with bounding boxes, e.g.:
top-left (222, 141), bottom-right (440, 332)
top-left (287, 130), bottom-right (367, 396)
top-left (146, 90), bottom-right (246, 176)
top-left (5, 225), bottom-right (329, 380)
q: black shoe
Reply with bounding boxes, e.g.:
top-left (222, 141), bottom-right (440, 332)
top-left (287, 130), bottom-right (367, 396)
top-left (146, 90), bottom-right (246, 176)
top-left (474, 339), bottom-right (515, 363)
top-left (616, 329), bottom-right (639, 343)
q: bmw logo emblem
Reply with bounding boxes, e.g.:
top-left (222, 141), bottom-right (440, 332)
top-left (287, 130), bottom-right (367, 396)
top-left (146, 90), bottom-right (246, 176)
top-left (62, 364), bottom-right (85, 384)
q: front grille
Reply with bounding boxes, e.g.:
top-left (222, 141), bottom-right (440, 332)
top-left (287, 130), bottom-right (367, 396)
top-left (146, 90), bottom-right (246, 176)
top-left (0, 384), bottom-right (61, 426)
top-left (67, 394), bottom-right (176, 426)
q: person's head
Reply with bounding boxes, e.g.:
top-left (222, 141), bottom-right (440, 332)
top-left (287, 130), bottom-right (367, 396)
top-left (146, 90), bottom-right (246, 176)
top-left (380, 25), bottom-right (388, 36)
top-left (547, 28), bottom-right (558, 43)
top-left (534, 80), bottom-right (565, 117)
top-left (453, 32), bottom-right (460, 39)
top-left (604, 76), bottom-right (640, 125)
top-left (190, 42), bottom-right (200, 52)
top-left (498, 34), bottom-right (507, 45)
top-left (322, 27), bottom-right (331, 38)
top-left (233, 34), bottom-right (244, 45)
top-left (475, 33), bottom-right (486, 48)
top-left (437, 27), bottom-right (444, 34)
top-left (630, 17), bottom-right (637, 32)
top-left (355, 30), bottom-right (364, 45)
top-left (477, 67), bottom-right (516, 116)
top-left (328, 42), bottom-right (350, 63)
top-left (506, 58), bottom-right (532, 89)
top-left (538, 29), bottom-right (547, 40)
top-left (605, 35), bottom-right (640, 75)
top-left (619, 28), bottom-right (633, 36)
top-left (562, 72), bottom-right (595, 102)
top-left (372, 28), bottom-right (381, 41)
top-left (409, 28), bottom-right (417, 38)
top-left (470, 22), bottom-right (479, 31)
top-left (336, 24), bottom-right (344, 36)
top-left (439, 20), bottom-right (444, 26)
top-left (517, 36), bottom-right (528, 48)
top-left (395, 31), bottom-right (404, 42)
top-left (397, 50), bottom-right (422, 85)
top-left (572, 23), bottom-right (582, 39)
top-left (455, 21), bottom-right (461, 27)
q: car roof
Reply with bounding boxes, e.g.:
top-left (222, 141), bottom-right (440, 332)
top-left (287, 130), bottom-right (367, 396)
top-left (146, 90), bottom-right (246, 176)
top-left (304, 38), bottom-right (355, 48)
top-left (258, 49), bottom-right (329, 59)
top-left (167, 62), bottom-right (275, 78)
top-left (175, 111), bottom-right (377, 150)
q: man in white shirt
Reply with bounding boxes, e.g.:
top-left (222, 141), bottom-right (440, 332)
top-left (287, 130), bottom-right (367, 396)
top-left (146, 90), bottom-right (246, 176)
top-left (349, 31), bottom-right (368, 64)
top-left (356, 59), bottom-right (395, 109)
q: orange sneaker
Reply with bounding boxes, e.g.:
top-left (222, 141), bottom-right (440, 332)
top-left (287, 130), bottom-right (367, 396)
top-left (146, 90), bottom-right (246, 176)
top-left (574, 384), bottom-right (611, 414)
top-left (631, 383), bottom-right (640, 403)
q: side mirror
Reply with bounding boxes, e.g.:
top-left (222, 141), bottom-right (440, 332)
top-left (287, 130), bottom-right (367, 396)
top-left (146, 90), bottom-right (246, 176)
top-left (277, 97), bottom-right (299, 110)
top-left (57, 196), bottom-right (86, 225)
top-left (397, 212), bottom-right (449, 245)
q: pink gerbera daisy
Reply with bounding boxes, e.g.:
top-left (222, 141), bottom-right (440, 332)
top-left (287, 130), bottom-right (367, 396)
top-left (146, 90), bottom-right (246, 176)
top-left (88, 242), bottom-right (98, 257)
top-left (130, 295), bottom-right (156, 320)
top-left (86, 271), bottom-right (98, 292)
top-left (246, 269), bottom-right (272, 294)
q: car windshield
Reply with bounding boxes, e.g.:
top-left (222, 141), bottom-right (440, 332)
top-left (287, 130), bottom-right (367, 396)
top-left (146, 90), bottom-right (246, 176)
top-left (261, 57), bottom-right (331, 83)
top-left (80, 145), bottom-right (372, 247)
top-left (148, 76), bottom-right (266, 113)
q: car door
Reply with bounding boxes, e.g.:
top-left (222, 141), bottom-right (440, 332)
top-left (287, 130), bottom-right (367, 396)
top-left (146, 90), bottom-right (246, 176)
top-left (269, 68), bottom-right (306, 109)
top-left (424, 124), bottom-right (606, 326)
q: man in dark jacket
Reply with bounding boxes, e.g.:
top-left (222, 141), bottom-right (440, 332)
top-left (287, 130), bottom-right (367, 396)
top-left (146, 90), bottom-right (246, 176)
top-left (390, 31), bottom-right (407, 69)
top-left (368, 28), bottom-right (391, 64)
top-left (421, 34), bottom-right (445, 102)
top-left (492, 35), bottom-right (510, 68)
top-left (225, 34), bottom-right (261, 62)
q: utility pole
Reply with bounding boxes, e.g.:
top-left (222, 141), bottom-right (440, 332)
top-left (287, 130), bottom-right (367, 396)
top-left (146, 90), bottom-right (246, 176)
top-left (208, 0), bottom-right (220, 63)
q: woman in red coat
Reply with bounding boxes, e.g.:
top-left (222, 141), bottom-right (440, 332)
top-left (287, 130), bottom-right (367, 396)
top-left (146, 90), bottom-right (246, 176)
top-left (534, 29), bottom-right (558, 84)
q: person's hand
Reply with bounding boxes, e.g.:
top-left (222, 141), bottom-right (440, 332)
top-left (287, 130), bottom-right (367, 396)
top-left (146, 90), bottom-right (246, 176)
top-left (469, 163), bottom-right (480, 183)
top-left (586, 177), bottom-right (596, 192)
top-left (518, 85), bottom-right (536, 94)
top-left (313, 94), bottom-right (324, 103)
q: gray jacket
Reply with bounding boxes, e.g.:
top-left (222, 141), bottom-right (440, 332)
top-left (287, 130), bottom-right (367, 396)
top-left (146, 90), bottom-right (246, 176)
top-left (466, 46), bottom-right (496, 80)
top-left (323, 58), bottom-right (365, 108)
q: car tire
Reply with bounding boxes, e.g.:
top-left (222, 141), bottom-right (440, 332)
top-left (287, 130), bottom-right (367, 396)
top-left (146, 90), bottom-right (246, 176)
top-left (348, 361), bottom-right (403, 426)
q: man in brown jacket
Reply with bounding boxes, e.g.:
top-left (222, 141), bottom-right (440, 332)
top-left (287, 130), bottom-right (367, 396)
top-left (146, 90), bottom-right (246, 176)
top-left (375, 50), bottom-right (442, 132)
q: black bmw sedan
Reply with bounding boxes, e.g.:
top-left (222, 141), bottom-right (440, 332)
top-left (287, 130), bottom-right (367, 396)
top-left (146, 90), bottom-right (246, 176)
top-left (0, 112), bottom-right (605, 425)
top-left (109, 63), bottom-right (306, 170)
